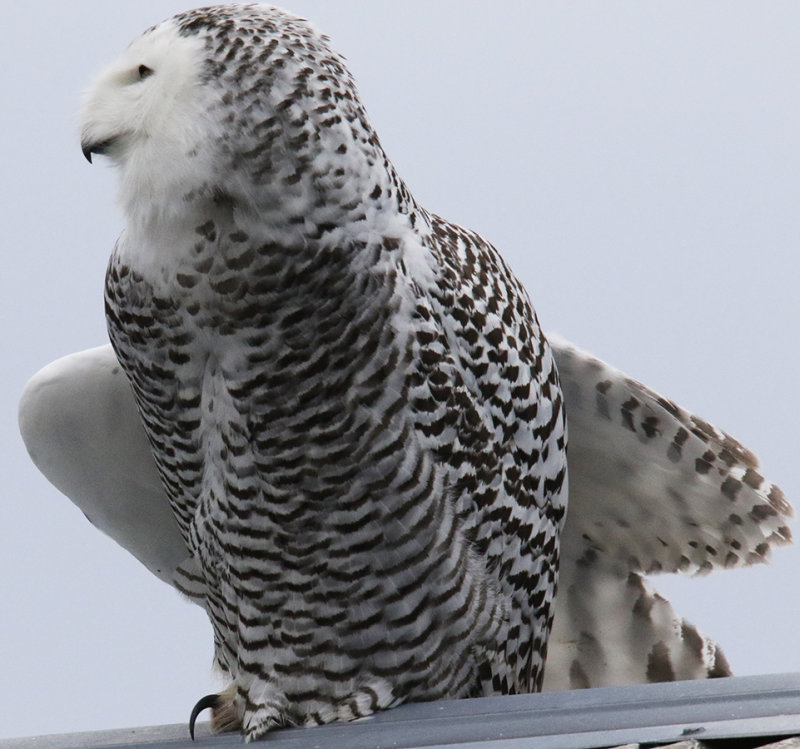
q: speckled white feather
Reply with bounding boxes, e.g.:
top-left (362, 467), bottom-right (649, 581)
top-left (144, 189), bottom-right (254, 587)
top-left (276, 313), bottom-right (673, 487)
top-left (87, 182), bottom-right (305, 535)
top-left (81, 5), bottom-right (567, 738)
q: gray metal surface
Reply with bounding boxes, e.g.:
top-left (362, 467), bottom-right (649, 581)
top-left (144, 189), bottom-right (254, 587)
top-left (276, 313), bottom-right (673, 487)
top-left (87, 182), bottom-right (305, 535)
top-left (3, 673), bottom-right (800, 748)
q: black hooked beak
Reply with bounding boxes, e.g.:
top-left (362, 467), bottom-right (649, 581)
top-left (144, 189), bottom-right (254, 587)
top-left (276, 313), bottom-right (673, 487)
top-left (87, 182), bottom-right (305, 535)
top-left (81, 138), bottom-right (115, 163)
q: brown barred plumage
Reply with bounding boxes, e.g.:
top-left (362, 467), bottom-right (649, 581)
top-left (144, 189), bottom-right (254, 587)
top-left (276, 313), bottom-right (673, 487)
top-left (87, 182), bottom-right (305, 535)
top-left (84, 4), bottom-right (566, 740)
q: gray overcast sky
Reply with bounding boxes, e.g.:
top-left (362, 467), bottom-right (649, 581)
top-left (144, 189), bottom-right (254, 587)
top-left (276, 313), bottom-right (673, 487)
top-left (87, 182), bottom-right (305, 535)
top-left (2, 1), bottom-right (799, 740)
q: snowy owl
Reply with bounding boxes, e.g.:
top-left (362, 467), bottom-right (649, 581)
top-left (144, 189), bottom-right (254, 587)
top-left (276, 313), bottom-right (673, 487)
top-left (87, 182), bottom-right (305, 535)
top-left (18, 2), bottom-right (791, 743)
top-left (80, 4), bottom-right (567, 739)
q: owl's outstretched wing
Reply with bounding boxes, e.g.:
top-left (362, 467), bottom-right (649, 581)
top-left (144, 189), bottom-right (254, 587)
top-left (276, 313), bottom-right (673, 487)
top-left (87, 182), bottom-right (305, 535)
top-left (18, 340), bottom-right (792, 688)
top-left (550, 334), bottom-right (791, 578)
top-left (17, 347), bottom-right (201, 598)
top-left (542, 334), bottom-right (791, 690)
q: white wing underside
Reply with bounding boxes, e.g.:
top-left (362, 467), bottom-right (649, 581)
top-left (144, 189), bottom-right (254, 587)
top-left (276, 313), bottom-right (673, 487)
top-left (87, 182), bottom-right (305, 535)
top-left (18, 337), bottom-right (792, 691)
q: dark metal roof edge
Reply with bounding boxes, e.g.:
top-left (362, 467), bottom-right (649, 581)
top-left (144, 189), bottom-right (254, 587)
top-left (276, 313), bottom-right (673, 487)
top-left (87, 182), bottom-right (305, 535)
top-left (3, 673), bottom-right (800, 749)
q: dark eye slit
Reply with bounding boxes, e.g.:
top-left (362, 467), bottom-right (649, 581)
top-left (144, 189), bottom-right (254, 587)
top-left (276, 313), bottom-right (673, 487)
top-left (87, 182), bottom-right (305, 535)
top-left (138, 64), bottom-right (154, 80)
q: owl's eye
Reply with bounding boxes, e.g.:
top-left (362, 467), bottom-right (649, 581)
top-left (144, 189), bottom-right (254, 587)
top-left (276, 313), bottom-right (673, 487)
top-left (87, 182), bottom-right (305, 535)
top-left (138, 64), bottom-right (154, 80)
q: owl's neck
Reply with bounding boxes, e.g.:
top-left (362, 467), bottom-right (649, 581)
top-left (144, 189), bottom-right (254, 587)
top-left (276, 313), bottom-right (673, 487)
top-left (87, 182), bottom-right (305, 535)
top-left (118, 165), bottom-right (437, 294)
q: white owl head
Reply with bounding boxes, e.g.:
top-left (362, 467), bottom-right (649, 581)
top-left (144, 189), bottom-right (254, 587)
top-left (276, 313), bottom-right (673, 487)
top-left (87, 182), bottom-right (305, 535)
top-left (81, 5), bottom-right (409, 238)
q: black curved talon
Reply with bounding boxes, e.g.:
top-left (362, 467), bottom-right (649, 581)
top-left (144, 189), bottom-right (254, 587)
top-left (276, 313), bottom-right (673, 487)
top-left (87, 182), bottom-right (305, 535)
top-left (189, 693), bottom-right (221, 741)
